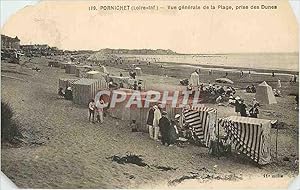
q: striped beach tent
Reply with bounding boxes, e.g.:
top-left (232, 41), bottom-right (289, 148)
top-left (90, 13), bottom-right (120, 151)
top-left (218, 116), bottom-right (271, 165)
top-left (182, 106), bottom-right (217, 147)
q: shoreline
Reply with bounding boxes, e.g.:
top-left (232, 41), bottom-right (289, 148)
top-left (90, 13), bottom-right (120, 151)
top-left (158, 61), bottom-right (298, 76)
top-left (113, 53), bottom-right (299, 74)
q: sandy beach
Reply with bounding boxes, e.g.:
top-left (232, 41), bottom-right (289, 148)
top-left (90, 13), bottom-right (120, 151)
top-left (1, 54), bottom-right (298, 188)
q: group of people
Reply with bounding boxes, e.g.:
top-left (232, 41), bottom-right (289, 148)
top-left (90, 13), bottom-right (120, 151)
top-left (88, 99), bottom-right (105, 123)
top-left (58, 86), bottom-right (73, 100)
top-left (132, 80), bottom-right (143, 91)
top-left (290, 75), bottom-right (297, 83)
top-left (194, 83), bottom-right (236, 104)
top-left (146, 105), bottom-right (180, 146)
top-left (129, 70), bottom-right (137, 79)
top-left (239, 70), bottom-right (252, 78)
top-left (233, 97), bottom-right (260, 118)
top-left (246, 84), bottom-right (256, 93)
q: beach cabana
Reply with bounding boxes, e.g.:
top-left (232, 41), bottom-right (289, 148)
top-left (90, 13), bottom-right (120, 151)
top-left (60, 62), bottom-right (71, 69)
top-left (65, 64), bottom-right (77, 74)
top-left (135, 67), bottom-right (142, 76)
top-left (75, 65), bottom-right (92, 77)
top-left (86, 70), bottom-right (104, 79)
top-left (109, 76), bottom-right (131, 88)
top-left (48, 61), bottom-right (60, 67)
top-left (107, 89), bottom-right (181, 132)
top-left (255, 81), bottom-right (277, 104)
top-left (182, 106), bottom-right (217, 147)
top-left (218, 116), bottom-right (272, 165)
top-left (58, 78), bottom-right (79, 89)
top-left (73, 78), bottom-right (108, 105)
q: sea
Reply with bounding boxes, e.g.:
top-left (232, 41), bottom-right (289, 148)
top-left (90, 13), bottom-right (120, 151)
top-left (118, 53), bottom-right (299, 74)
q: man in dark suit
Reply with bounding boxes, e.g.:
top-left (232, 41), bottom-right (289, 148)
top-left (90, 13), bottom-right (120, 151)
top-left (159, 111), bottom-right (171, 146)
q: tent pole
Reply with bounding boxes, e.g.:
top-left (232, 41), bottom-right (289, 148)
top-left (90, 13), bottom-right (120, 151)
top-left (275, 124), bottom-right (278, 160)
top-left (216, 109), bottom-right (220, 160)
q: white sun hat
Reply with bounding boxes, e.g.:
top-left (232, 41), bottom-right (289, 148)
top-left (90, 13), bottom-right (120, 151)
top-left (175, 114), bottom-right (181, 119)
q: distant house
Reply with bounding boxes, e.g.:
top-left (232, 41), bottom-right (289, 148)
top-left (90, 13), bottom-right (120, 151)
top-left (20, 44), bottom-right (50, 51)
top-left (1, 35), bottom-right (20, 50)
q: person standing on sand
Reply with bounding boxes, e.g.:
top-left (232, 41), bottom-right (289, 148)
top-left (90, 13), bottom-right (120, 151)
top-left (249, 104), bottom-right (259, 118)
top-left (159, 111), bottom-right (171, 146)
top-left (153, 105), bottom-right (162, 141)
top-left (277, 79), bottom-right (281, 89)
top-left (240, 99), bottom-right (247, 117)
top-left (169, 115), bottom-right (180, 145)
top-left (147, 106), bottom-right (155, 139)
top-left (130, 120), bottom-right (138, 132)
top-left (252, 98), bottom-right (259, 107)
top-left (240, 71), bottom-right (244, 78)
top-left (96, 99), bottom-right (105, 124)
top-left (88, 99), bottom-right (96, 123)
top-left (189, 70), bottom-right (200, 88)
top-left (234, 97), bottom-right (241, 116)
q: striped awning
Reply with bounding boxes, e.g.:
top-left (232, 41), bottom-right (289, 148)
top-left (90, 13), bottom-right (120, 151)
top-left (218, 116), bottom-right (271, 165)
top-left (183, 106), bottom-right (217, 147)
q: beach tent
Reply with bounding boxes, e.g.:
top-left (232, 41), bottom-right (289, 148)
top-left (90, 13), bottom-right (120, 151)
top-left (255, 81), bottom-right (277, 104)
top-left (107, 89), bottom-right (181, 132)
top-left (86, 70), bottom-right (104, 79)
top-left (65, 64), bottom-right (77, 74)
top-left (108, 89), bottom-right (156, 132)
top-left (135, 67), bottom-right (142, 76)
top-left (48, 61), bottom-right (60, 67)
top-left (189, 71), bottom-right (200, 87)
top-left (73, 78), bottom-right (107, 105)
top-left (218, 116), bottom-right (272, 165)
top-left (109, 76), bottom-right (131, 88)
top-left (58, 78), bottom-right (79, 89)
top-left (75, 65), bottom-right (92, 77)
top-left (182, 106), bottom-right (217, 147)
top-left (60, 62), bottom-right (71, 69)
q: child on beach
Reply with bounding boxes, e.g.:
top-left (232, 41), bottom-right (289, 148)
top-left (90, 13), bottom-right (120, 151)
top-left (88, 99), bottom-right (96, 123)
top-left (130, 120), bottom-right (138, 132)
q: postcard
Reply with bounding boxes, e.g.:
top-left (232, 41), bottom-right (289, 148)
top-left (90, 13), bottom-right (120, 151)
top-left (1, 0), bottom-right (299, 189)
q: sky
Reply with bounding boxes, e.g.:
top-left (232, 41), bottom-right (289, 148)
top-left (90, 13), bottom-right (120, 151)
top-left (1, 0), bottom-right (38, 26)
top-left (1, 1), bottom-right (298, 26)
top-left (0, 0), bottom-right (299, 53)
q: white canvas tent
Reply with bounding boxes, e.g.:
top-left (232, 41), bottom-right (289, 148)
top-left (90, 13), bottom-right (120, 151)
top-left (255, 81), bottom-right (277, 104)
top-left (86, 70), bottom-right (104, 79)
top-left (135, 67), bottom-right (142, 76)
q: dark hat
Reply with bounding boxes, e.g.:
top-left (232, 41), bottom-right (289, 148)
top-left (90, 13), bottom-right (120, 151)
top-left (162, 111), bottom-right (167, 115)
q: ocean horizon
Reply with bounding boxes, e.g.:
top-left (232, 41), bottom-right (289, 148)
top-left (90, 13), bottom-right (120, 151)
top-left (117, 52), bottom-right (299, 72)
